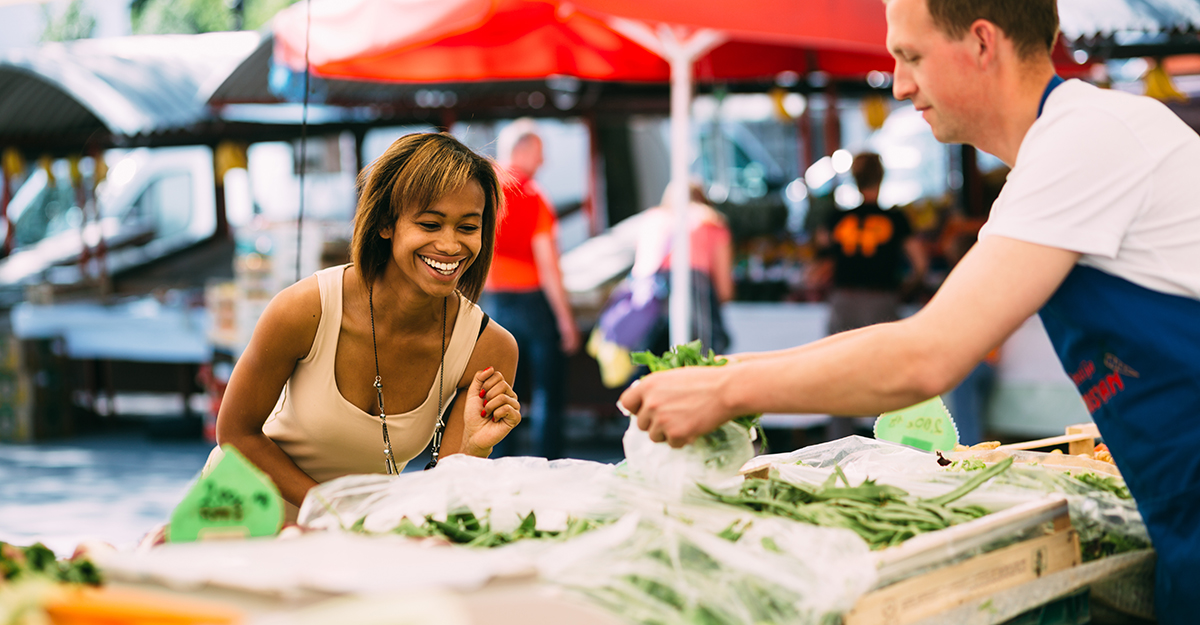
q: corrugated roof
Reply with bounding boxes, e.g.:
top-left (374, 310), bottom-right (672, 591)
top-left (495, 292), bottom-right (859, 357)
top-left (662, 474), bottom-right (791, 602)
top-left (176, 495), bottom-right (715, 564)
top-left (0, 31), bottom-right (260, 146)
top-left (201, 31), bottom-right (279, 106)
top-left (1059, 0), bottom-right (1200, 40)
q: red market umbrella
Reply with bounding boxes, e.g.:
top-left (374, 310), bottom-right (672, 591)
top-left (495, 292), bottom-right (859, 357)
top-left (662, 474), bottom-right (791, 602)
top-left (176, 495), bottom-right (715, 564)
top-left (273, 0), bottom-right (671, 82)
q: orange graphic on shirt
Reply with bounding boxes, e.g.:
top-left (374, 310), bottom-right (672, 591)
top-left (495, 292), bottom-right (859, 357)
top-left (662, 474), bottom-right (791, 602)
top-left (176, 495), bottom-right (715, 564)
top-left (833, 214), bottom-right (894, 256)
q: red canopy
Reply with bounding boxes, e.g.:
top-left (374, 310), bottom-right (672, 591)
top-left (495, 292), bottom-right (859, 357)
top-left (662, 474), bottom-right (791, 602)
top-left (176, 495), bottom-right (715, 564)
top-left (274, 0), bottom-right (671, 82)
top-left (571, 0), bottom-right (890, 54)
top-left (273, 0), bottom-right (896, 83)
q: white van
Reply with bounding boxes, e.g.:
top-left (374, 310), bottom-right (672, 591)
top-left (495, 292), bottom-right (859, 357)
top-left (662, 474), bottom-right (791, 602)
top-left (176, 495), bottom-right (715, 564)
top-left (0, 146), bottom-right (216, 300)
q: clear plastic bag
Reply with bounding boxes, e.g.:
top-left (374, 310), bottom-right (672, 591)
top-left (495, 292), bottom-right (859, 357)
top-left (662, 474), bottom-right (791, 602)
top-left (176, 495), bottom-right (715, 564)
top-left (298, 455), bottom-right (624, 535)
top-left (620, 416), bottom-right (755, 501)
top-left (541, 510), bottom-right (875, 625)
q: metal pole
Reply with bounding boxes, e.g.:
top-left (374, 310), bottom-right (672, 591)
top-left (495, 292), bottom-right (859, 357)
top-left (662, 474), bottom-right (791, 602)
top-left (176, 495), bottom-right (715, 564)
top-left (667, 47), bottom-right (693, 349)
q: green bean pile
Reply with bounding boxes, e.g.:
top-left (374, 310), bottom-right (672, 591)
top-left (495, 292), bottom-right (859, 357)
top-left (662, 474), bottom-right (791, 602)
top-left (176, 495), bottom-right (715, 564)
top-left (702, 457), bottom-right (1014, 550)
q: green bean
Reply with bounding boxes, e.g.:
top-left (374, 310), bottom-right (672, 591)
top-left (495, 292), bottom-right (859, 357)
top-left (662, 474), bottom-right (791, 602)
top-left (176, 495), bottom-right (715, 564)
top-left (922, 456), bottom-right (1014, 506)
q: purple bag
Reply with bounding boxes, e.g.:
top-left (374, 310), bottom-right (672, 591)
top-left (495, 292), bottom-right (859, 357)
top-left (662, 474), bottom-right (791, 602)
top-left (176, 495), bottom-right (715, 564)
top-left (596, 274), bottom-right (668, 350)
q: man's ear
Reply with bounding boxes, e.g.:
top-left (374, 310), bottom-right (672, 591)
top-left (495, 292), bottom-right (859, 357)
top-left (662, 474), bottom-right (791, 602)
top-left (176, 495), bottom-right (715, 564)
top-left (969, 19), bottom-right (1001, 67)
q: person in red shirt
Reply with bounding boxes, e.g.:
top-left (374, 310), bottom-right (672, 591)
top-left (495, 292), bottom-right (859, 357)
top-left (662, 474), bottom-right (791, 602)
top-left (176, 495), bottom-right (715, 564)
top-left (482, 119), bottom-right (579, 459)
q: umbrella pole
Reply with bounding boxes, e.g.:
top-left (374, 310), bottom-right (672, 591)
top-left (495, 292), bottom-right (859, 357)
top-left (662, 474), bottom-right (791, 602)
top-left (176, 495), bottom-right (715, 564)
top-left (660, 26), bottom-right (724, 349)
top-left (667, 48), bottom-right (693, 348)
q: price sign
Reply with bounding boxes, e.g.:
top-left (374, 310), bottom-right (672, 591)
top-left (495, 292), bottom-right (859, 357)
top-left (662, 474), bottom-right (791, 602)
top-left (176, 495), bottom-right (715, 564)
top-left (168, 445), bottom-right (283, 542)
top-left (873, 396), bottom-right (960, 452)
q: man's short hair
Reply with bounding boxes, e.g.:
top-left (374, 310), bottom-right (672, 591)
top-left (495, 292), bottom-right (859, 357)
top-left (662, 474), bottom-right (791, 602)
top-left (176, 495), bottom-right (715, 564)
top-left (927, 0), bottom-right (1059, 60)
top-left (851, 152), bottom-right (885, 192)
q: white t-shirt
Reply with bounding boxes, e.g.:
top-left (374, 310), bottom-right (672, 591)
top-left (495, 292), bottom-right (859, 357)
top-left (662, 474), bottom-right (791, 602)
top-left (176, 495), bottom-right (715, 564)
top-left (978, 79), bottom-right (1200, 299)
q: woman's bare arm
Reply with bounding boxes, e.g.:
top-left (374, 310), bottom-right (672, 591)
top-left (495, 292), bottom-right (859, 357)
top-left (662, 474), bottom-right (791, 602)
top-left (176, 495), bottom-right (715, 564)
top-left (440, 320), bottom-right (520, 457)
top-left (215, 277), bottom-right (322, 507)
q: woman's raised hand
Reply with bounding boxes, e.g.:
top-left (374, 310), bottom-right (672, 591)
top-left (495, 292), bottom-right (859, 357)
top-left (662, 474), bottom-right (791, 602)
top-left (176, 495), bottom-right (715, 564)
top-left (462, 367), bottom-right (521, 455)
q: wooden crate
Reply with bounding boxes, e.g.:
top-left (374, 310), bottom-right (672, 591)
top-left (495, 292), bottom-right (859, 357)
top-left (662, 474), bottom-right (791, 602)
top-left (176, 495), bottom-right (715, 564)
top-left (845, 498), bottom-right (1081, 625)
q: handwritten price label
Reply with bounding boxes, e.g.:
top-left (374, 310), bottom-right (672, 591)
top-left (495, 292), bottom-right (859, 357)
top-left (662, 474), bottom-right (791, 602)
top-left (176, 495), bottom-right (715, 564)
top-left (874, 396), bottom-right (960, 452)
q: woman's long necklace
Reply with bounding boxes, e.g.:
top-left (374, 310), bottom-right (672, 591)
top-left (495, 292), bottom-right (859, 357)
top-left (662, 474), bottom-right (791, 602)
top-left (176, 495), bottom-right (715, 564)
top-left (368, 286), bottom-right (446, 475)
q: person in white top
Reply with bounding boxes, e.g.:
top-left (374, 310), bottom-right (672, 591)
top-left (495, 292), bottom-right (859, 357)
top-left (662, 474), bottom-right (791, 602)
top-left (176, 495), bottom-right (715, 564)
top-left (217, 132), bottom-right (521, 511)
top-left (619, 0), bottom-right (1200, 618)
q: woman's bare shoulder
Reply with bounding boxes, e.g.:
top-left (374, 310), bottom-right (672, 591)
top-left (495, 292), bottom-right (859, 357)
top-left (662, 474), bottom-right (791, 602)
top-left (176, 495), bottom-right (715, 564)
top-left (252, 275), bottom-right (324, 360)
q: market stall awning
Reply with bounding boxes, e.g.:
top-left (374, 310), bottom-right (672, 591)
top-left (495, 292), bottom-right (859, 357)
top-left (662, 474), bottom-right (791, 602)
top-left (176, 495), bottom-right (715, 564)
top-left (0, 32), bottom-right (259, 151)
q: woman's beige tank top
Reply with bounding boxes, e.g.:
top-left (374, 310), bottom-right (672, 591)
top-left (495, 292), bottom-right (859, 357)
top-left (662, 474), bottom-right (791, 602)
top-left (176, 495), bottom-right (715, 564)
top-left (260, 264), bottom-right (484, 481)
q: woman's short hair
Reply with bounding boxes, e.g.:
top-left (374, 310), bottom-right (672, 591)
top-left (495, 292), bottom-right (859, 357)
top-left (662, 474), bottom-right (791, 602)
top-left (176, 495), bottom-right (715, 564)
top-left (350, 132), bottom-right (503, 302)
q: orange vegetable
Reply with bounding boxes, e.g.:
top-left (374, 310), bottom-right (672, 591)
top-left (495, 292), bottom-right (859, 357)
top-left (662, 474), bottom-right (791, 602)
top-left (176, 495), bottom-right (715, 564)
top-left (44, 585), bottom-right (241, 625)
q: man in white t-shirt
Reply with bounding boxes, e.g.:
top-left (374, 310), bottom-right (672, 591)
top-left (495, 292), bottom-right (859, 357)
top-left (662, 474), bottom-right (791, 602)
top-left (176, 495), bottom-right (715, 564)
top-left (619, 0), bottom-right (1200, 619)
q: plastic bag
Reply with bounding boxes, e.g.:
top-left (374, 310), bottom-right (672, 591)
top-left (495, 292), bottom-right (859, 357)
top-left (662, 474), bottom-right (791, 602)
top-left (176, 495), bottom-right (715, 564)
top-left (620, 416), bottom-right (754, 502)
top-left (541, 511), bottom-right (874, 625)
top-left (299, 455), bottom-right (624, 535)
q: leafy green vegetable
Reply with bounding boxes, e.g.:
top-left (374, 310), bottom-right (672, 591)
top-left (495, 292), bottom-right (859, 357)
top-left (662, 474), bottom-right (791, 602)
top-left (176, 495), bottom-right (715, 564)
top-left (0, 542), bottom-right (102, 586)
top-left (386, 510), bottom-right (606, 547)
top-left (631, 340), bottom-right (764, 442)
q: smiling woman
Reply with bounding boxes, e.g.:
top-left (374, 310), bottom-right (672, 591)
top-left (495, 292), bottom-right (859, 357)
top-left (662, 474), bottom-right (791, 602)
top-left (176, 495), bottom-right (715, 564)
top-left (206, 132), bottom-right (521, 520)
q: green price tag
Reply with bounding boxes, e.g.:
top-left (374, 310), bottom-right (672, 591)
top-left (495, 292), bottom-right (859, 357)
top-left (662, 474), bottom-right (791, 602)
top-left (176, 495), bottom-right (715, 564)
top-left (873, 396), bottom-right (960, 452)
top-left (168, 445), bottom-right (284, 542)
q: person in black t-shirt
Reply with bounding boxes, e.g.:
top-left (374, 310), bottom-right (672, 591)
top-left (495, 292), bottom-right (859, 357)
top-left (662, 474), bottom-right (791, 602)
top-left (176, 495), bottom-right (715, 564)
top-left (816, 152), bottom-right (928, 335)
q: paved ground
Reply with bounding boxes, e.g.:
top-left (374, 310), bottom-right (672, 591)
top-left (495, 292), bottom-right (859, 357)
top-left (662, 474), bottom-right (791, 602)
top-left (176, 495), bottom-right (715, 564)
top-left (0, 414), bottom-right (630, 556)
top-left (0, 428), bottom-right (214, 555)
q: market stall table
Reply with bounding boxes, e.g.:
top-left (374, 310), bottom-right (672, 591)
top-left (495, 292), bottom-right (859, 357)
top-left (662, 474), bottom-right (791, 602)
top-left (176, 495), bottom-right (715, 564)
top-left (10, 298), bottom-right (211, 431)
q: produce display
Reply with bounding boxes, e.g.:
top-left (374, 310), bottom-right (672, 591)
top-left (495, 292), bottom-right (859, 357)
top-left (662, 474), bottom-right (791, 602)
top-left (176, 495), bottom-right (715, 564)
top-left (277, 343), bottom-right (1153, 624)
top-left (56, 341), bottom-right (1150, 625)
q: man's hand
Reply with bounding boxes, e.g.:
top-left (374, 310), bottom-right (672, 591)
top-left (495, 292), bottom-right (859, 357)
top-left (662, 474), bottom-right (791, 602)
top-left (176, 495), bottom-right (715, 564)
top-left (618, 366), bottom-right (736, 448)
top-left (461, 367), bottom-right (521, 455)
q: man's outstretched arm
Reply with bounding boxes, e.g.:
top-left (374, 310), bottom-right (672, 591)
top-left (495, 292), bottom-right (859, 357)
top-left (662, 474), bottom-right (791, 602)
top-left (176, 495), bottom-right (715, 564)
top-left (621, 235), bottom-right (1080, 447)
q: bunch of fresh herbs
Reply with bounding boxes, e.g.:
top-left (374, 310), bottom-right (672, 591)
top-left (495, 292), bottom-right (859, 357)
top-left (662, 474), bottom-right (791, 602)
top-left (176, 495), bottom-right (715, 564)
top-left (631, 340), bottom-right (763, 441)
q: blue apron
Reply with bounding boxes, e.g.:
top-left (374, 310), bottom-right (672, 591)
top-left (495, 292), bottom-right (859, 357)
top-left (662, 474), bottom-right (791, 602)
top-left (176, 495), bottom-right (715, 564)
top-left (1040, 266), bottom-right (1200, 622)
top-left (1033, 76), bottom-right (1200, 622)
